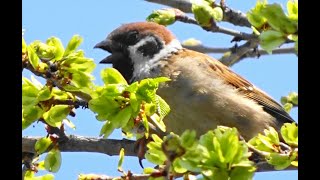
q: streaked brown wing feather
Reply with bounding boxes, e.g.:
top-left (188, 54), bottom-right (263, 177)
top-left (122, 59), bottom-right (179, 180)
top-left (194, 50), bottom-right (295, 123)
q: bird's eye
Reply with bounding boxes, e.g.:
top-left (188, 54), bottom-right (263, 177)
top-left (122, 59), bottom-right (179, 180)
top-left (126, 30), bottom-right (139, 45)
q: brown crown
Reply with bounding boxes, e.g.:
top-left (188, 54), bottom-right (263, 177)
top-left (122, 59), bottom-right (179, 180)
top-left (110, 22), bottom-right (176, 44)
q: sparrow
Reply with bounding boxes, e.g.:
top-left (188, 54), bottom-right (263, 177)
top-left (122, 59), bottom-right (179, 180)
top-left (94, 22), bottom-right (295, 140)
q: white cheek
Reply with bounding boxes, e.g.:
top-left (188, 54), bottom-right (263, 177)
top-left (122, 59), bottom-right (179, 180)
top-left (128, 38), bottom-right (182, 82)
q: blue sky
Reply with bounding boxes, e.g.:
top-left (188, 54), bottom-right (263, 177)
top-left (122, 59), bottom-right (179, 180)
top-left (22, 0), bottom-right (297, 179)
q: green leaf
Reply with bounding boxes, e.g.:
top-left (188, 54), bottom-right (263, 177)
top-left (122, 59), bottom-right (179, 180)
top-left (266, 153), bottom-right (291, 170)
top-left (37, 86), bottom-right (52, 101)
top-left (37, 161), bottom-right (46, 170)
top-left (294, 40), bottom-right (298, 53)
top-left (260, 4), bottom-right (297, 34)
top-left (24, 170), bottom-right (34, 179)
top-left (229, 166), bottom-right (255, 180)
top-left (27, 46), bottom-right (40, 69)
top-left (129, 93), bottom-right (140, 113)
top-left (145, 151), bottom-right (166, 165)
top-left (33, 174), bottom-right (55, 180)
top-left (143, 167), bottom-right (156, 174)
top-left (155, 95), bottom-right (170, 120)
top-left (280, 123), bottom-right (298, 146)
top-left (263, 127), bottom-right (280, 145)
top-left (63, 118), bottom-right (76, 130)
top-left (44, 148), bottom-right (62, 173)
top-left (22, 117), bottom-right (34, 130)
top-left (136, 79), bottom-right (158, 103)
top-left (64, 70), bottom-right (94, 93)
top-left (280, 96), bottom-right (288, 105)
top-left (64, 35), bottom-right (83, 57)
top-left (61, 57), bottom-right (96, 73)
top-left (191, 0), bottom-right (214, 28)
top-left (287, 92), bottom-right (298, 105)
top-left (46, 37), bottom-right (65, 61)
top-left (23, 106), bottom-right (44, 126)
top-left (146, 9), bottom-right (176, 26)
top-left (287, 0), bottom-right (298, 21)
top-left (180, 130), bottom-right (196, 149)
top-left (118, 148), bottom-right (125, 171)
top-left (89, 96), bottom-right (120, 121)
top-left (149, 114), bottom-right (166, 133)
top-left (172, 158), bottom-right (188, 173)
top-left (43, 105), bottom-right (70, 127)
top-left (35, 137), bottom-right (52, 154)
top-left (108, 107), bottom-right (132, 128)
top-left (142, 113), bottom-right (150, 138)
top-left (211, 7), bottom-right (223, 22)
top-left (100, 121), bottom-right (115, 138)
top-left (246, 0), bottom-right (267, 28)
top-left (23, 38), bottom-right (27, 53)
top-left (151, 134), bottom-right (163, 143)
top-left (283, 103), bottom-right (293, 113)
top-left (101, 68), bottom-right (128, 85)
top-left (259, 30), bottom-right (286, 53)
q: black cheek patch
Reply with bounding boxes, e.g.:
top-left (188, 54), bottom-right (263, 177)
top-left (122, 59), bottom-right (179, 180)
top-left (137, 38), bottom-right (163, 58)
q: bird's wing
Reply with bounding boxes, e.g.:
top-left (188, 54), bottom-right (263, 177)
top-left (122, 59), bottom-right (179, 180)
top-left (186, 49), bottom-right (295, 124)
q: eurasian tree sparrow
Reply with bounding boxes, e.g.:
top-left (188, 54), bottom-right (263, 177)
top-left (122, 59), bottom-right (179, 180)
top-left (94, 22), bottom-right (295, 140)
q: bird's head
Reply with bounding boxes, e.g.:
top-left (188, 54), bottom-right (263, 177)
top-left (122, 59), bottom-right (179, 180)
top-left (94, 22), bottom-right (182, 83)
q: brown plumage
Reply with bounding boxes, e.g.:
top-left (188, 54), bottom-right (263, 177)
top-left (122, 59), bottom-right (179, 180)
top-left (95, 22), bottom-right (295, 140)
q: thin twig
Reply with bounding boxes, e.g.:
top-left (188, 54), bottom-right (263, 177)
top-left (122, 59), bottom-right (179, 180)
top-left (175, 15), bottom-right (256, 40)
top-left (219, 39), bottom-right (260, 66)
top-left (22, 135), bottom-right (137, 156)
top-left (23, 62), bottom-right (92, 101)
top-left (183, 44), bottom-right (296, 56)
top-left (144, 0), bottom-right (251, 27)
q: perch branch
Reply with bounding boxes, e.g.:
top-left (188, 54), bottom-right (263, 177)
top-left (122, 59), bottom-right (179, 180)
top-left (144, 0), bottom-right (251, 27)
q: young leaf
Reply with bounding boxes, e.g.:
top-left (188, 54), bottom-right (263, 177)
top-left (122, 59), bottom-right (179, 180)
top-left (191, 0), bottom-right (214, 28)
top-left (146, 9), bottom-right (176, 26)
top-left (287, 0), bottom-right (298, 21)
top-left (283, 103), bottom-right (293, 113)
top-left (63, 118), bottom-right (76, 130)
top-left (23, 106), bottom-right (44, 124)
top-left (281, 123), bottom-right (298, 146)
top-left (246, 0), bottom-right (267, 28)
top-left (100, 121), bottom-right (115, 138)
top-left (108, 107), bottom-right (132, 128)
top-left (22, 38), bottom-right (27, 53)
top-left (118, 148), bottom-right (125, 171)
top-left (46, 37), bottom-right (65, 61)
top-left (27, 46), bottom-right (39, 69)
top-left (101, 68), bottom-right (128, 85)
top-left (43, 105), bottom-right (70, 127)
top-left (260, 4), bottom-right (297, 34)
top-left (211, 7), bottom-right (223, 22)
top-left (64, 35), bottom-right (83, 57)
top-left (37, 86), bottom-right (52, 101)
top-left (35, 137), bottom-right (52, 154)
top-left (44, 148), bottom-right (62, 173)
top-left (259, 30), bottom-right (286, 53)
top-left (266, 153), bottom-right (292, 170)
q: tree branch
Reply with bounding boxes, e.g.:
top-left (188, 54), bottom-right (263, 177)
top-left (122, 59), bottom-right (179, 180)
top-left (23, 62), bottom-right (92, 102)
top-left (23, 135), bottom-right (297, 173)
top-left (22, 135), bottom-right (137, 156)
top-left (144, 0), bottom-right (251, 27)
top-left (219, 39), bottom-right (260, 66)
top-left (175, 14), bottom-right (255, 40)
top-left (183, 44), bottom-right (296, 57)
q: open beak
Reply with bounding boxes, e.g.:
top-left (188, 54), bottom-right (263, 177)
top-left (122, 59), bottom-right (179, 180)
top-left (94, 39), bottom-right (114, 64)
top-left (94, 39), bottom-right (112, 53)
